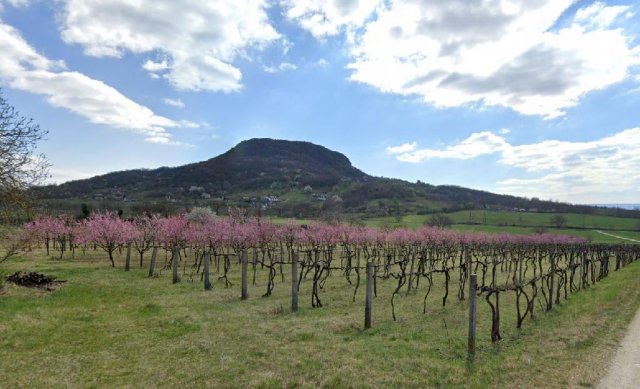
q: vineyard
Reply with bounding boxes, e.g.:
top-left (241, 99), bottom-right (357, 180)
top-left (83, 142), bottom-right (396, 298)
top-left (8, 211), bottom-right (639, 351)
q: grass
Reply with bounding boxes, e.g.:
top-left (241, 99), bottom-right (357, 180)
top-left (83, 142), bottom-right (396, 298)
top-left (450, 224), bottom-right (640, 244)
top-left (595, 230), bottom-right (640, 242)
top-left (447, 210), bottom-right (640, 230)
top-left (362, 211), bottom-right (640, 244)
top-left (366, 211), bottom-right (640, 230)
top-left (1, 250), bottom-right (639, 388)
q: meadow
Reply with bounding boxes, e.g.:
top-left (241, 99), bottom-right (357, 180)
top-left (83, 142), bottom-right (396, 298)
top-left (362, 210), bottom-right (640, 244)
top-left (1, 243), bottom-right (639, 388)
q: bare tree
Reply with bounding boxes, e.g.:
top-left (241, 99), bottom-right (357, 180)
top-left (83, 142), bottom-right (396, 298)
top-left (550, 215), bottom-right (567, 229)
top-left (0, 90), bottom-right (49, 218)
top-left (425, 214), bottom-right (454, 229)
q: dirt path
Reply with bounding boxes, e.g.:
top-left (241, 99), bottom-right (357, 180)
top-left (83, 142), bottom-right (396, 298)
top-left (598, 308), bottom-right (640, 388)
top-left (593, 230), bottom-right (640, 243)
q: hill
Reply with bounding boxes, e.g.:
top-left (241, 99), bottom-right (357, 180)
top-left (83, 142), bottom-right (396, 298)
top-left (35, 138), bottom-right (640, 219)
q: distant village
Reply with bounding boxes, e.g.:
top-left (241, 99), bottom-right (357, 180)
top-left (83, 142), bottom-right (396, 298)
top-left (86, 183), bottom-right (343, 211)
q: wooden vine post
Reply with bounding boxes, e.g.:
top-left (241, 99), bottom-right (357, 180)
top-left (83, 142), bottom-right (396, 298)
top-left (365, 261), bottom-right (374, 329)
top-left (241, 250), bottom-right (248, 300)
top-left (203, 252), bottom-right (212, 291)
top-left (468, 273), bottom-right (477, 359)
top-left (580, 250), bottom-right (586, 290)
top-left (465, 245), bottom-right (471, 298)
top-left (148, 246), bottom-right (158, 278)
top-left (172, 248), bottom-right (180, 284)
top-left (549, 251), bottom-right (555, 311)
top-left (124, 242), bottom-right (132, 271)
top-left (291, 251), bottom-right (298, 313)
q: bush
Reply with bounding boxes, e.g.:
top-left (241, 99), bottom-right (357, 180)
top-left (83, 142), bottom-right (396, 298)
top-left (532, 226), bottom-right (547, 234)
top-left (425, 214), bottom-right (454, 229)
top-left (550, 215), bottom-right (567, 228)
top-left (186, 207), bottom-right (216, 224)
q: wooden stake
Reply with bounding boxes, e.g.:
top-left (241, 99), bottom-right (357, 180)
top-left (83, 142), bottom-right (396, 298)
top-left (203, 252), bottom-right (212, 291)
top-left (148, 246), bottom-right (158, 278)
top-left (365, 261), bottom-right (374, 329)
top-left (291, 251), bottom-right (298, 313)
top-left (241, 250), bottom-right (248, 300)
top-left (468, 274), bottom-right (477, 359)
top-left (125, 243), bottom-right (131, 271)
top-left (172, 248), bottom-right (180, 284)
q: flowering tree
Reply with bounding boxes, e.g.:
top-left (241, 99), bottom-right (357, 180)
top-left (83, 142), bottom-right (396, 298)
top-left (132, 216), bottom-right (157, 267)
top-left (185, 206), bottom-right (216, 224)
top-left (155, 214), bottom-right (191, 283)
top-left (78, 212), bottom-right (139, 267)
top-left (24, 216), bottom-right (68, 256)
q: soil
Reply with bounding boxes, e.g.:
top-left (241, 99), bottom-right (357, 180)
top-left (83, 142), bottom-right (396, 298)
top-left (5, 271), bottom-right (66, 291)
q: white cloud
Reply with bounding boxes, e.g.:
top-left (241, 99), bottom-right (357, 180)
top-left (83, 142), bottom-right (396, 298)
top-left (0, 0), bottom-right (30, 10)
top-left (574, 2), bottom-right (631, 29)
top-left (0, 20), bottom-right (189, 145)
top-left (282, 0), bottom-right (381, 38)
top-left (263, 62), bottom-right (297, 73)
top-left (8, 0), bottom-right (30, 6)
top-left (385, 142), bottom-right (416, 154)
top-left (163, 98), bottom-right (185, 108)
top-left (144, 136), bottom-right (193, 147)
top-left (143, 60), bottom-right (169, 72)
top-left (46, 166), bottom-right (99, 184)
top-left (316, 58), bottom-right (329, 67)
top-left (389, 127), bottom-right (640, 203)
top-left (308, 0), bottom-right (640, 118)
top-left (58, 0), bottom-right (280, 92)
top-left (390, 132), bottom-right (508, 163)
top-left (178, 120), bottom-right (200, 129)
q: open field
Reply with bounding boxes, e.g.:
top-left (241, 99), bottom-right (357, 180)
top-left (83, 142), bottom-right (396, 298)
top-left (361, 211), bottom-right (640, 244)
top-left (450, 225), bottom-right (640, 244)
top-left (447, 210), bottom-right (640, 230)
top-left (365, 211), bottom-right (640, 230)
top-left (1, 249), bottom-right (639, 388)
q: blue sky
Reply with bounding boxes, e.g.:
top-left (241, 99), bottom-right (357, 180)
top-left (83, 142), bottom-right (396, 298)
top-left (1, 0), bottom-right (639, 204)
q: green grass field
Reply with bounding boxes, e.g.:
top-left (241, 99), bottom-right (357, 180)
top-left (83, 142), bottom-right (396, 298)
top-left (1, 250), bottom-right (639, 388)
top-left (448, 210), bottom-right (640, 229)
top-left (360, 211), bottom-right (640, 244)
top-left (366, 210), bottom-right (640, 230)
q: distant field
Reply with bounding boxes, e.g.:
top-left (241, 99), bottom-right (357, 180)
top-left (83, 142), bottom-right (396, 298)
top-left (448, 210), bottom-right (640, 230)
top-left (367, 211), bottom-right (640, 230)
top-left (361, 211), bottom-right (640, 243)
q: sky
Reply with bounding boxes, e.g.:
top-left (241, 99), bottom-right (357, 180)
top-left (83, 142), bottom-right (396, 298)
top-left (0, 0), bottom-right (639, 205)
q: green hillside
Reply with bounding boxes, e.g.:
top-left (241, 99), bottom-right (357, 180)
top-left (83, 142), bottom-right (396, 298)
top-left (33, 139), bottom-right (640, 222)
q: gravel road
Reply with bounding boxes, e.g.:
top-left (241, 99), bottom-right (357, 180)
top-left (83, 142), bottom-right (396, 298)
top-left (598, 308), bottom-right (640, 388)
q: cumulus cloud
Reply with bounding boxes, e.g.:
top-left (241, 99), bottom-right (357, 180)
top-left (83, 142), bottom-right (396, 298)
top-left (574, 2), bottom-right (631, 29)
top-left (163, 98), bottom-right (185, 108)
top-left (143, 60), bottom-right (169, 72)
top-left (388, 132), bottom-right (508, 162)
top-left (46, 166), bottom-right (99, 184)
top-left (388, 127), bottom-right (640, 203)
top-left (58, 0), bottom-right (280, 92)
top-left (282, 0), bottom-right (380, 38)
top-left (263, 62), bottom-right (297, 73)
top-left (0, 0), bottom-right (30, 10)
top-left (0, 21), bottom-right (190, 145)
top-left (385, 142), bottom-right (417, 154)
top-left (315, 58), bottom-right (329, 67)
top-left (288, 0), bottom-right (639, 118)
